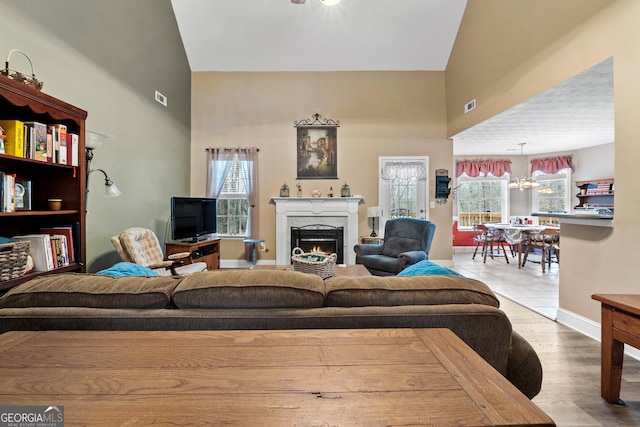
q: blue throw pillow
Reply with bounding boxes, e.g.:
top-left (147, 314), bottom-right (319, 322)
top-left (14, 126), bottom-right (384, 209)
top-left (397, 260), bottom-right (461, 277)
top-left (97, 262), bottom-right (160, 277)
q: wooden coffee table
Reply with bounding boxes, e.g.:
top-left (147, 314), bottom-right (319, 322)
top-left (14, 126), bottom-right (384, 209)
top-left (0, 328), bottom-right (554, 426)
top-left (252, 263), bottom-right (371, 277)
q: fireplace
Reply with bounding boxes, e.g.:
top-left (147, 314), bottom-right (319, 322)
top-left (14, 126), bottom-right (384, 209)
top-left (272, 196), bottom-right (363, 265)
top-left (290, 225), bottom-right (344, 264)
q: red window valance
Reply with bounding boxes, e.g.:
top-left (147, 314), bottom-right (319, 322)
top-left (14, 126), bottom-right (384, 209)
top-left (455, 159), bottom-right (512, 178)
top-left (530, 155), bottom-right (573, 174)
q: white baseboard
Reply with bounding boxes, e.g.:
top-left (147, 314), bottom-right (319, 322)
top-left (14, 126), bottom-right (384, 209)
top-left (557, 308), bottom-right (640, 361)
top-left (219, 259), bottom-right (275, 269)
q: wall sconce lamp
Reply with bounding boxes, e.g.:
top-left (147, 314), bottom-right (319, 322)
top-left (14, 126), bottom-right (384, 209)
top-left (367, 206), bottom-right (382, 237)
top-left (86, 131), bottom-right (121, 211)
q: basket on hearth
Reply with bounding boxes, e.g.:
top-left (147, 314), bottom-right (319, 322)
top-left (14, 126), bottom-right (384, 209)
top-left (291, 247), bottom-right (337, 279)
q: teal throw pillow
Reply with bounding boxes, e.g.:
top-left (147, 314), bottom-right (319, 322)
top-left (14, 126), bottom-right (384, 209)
top-left (397, 260), bottom-right (461, 277)
top-left (97, 262), bottom-right (160, 277)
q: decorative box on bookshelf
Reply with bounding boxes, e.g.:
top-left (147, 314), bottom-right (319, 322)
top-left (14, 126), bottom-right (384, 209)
top-left (0, 75), bottom-right (87, 290)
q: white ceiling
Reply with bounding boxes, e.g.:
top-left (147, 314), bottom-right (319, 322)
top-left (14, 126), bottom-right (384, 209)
top-left (170, 0), bottom-right (467, 72)
top-left (171, 0), bottom-right (614, 156)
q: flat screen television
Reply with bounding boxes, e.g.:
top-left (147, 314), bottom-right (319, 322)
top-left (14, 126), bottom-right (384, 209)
top-left (171, 197), bottom-right (217, 242)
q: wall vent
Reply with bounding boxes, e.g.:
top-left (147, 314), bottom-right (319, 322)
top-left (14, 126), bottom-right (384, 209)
top-left (464, 99), bottom-right (476, 113)
top-left (155, 90), bottom-right (168, 107)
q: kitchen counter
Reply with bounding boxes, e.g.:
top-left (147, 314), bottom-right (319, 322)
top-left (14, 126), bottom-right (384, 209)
top-left (532, 212), bottom-right (614, 227)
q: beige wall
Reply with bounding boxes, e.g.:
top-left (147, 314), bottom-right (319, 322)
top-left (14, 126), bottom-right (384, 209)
top-left (446, 0), bottom-right (639, 324)
top-left (191, 71), bottom-right (453, 263)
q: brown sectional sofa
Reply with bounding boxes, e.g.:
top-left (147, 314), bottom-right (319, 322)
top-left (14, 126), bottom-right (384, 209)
top-left (0, 269), bottom-right (543, 399)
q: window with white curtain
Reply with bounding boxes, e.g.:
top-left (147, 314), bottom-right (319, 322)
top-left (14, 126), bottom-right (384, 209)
top-left (216, 156), bottom-right (250, 236)
top-left (378, 156), bottom-right (429, 230)
top-left (206, 147), bottom-right (259, 239)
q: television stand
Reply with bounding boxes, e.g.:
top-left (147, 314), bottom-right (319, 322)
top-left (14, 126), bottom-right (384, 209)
top-left (166, 238), bottom-right (220, 271)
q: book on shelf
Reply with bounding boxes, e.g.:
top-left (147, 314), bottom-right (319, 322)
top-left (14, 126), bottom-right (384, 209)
top-left (1, 172), bottom-right (16, 212)
top-left (23, 123), bottom-right (32, 159)
top-left (13, 234), bottom-right (55, 272)
top-left (45, 130), bottom-right (53, 163)
top-left (59, 131), bottom-right (68, 165)
top-left (24, 121), bottom-right (47, 162)
top-left (53, 124), bottom-right (67, 164)
top-left (66, 133), bottom-right (79, 166)
top-left (50, 234), bottom-right (70, 267)
top-left (0, 120), bottom-right (24, 157)
top-left (48, 125), bottom-right (60, 164)
top-left (49, 238), bottom-right (58, 269)
top-left (40, 226), bottom-right (75, 263)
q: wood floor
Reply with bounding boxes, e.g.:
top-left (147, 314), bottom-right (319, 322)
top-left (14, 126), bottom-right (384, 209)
top-left (451, 251), bottom-right (640, 426)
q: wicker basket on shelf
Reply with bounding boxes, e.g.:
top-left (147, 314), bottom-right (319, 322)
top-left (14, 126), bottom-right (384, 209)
top-left (0, 240), bottom-right (30, 281)
top-left (291, 247), bottom-right (337, 279)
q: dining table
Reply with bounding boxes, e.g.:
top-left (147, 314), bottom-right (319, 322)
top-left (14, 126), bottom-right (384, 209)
top-left (484, 223), bottom-right (558, 268)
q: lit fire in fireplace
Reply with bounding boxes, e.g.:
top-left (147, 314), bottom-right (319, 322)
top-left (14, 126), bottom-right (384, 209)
top-left (311, 246), bottom-right (326, 254)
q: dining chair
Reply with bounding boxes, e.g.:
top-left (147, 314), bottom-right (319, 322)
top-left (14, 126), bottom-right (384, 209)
top-left (472, 224), bottom-right (510, 264)
top-left (522, 228), bottom-right (560, 272)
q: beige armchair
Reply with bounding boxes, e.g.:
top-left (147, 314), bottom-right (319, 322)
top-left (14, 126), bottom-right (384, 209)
top-left (111, 227), bottom-right (207, 276)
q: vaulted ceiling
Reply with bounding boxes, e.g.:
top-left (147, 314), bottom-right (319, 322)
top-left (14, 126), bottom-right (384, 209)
top-left (170, 0), bottom-right (467, 72)
top-left (171, 0), bottom-right (614, 156)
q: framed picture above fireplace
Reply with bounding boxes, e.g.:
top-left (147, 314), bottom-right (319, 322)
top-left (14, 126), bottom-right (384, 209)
top-left (294, 113), bottom-right (339, 179)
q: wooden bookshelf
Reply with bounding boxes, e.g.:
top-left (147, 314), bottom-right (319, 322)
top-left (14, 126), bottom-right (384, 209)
top-left (0, 75), bottom-right (87, 290)
top-left (575, 178), bottom-right (614, 210)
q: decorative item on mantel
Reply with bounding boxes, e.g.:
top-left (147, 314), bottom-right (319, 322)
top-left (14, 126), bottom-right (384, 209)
top-left (341, 182), bottom-right (351, 197)
top-left (1, 49), bottom-right (44, 91)
top-left (279, 183), bottom-right (290, 197)
top-left (296, 182), bottom-right (302, 197)
top-left (311, 189), bottom-right (321, 197)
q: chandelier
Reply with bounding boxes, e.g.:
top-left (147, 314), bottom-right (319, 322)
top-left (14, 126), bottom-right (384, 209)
top-left (508, 143), bottom-right (540, 191)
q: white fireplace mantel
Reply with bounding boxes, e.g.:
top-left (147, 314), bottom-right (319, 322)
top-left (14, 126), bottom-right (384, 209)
top-left (272, 197), bottom-right (363, 265)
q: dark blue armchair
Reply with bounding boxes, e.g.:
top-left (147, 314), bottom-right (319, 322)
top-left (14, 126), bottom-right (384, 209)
top-left (354, 218), bottom-right (436, 276)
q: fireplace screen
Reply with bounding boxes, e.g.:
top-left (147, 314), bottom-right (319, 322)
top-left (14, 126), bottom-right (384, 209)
top-left (290, 225), bottom-right (344, 264)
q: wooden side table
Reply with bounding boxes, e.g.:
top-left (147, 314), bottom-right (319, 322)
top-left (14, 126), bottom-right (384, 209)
top-left (166, 239), bottom-right (220, 270)
top-left (591, 294), bottom-right (640, 405)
